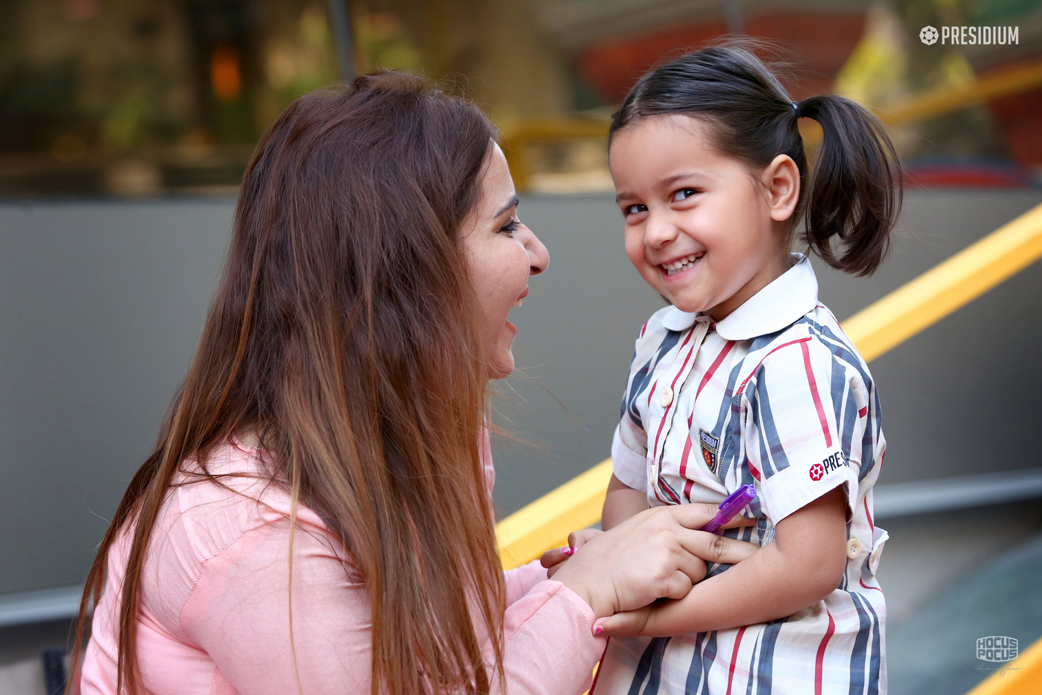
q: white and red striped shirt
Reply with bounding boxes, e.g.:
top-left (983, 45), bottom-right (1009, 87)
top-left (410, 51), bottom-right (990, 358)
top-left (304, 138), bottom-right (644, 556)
top-left (598, 256), bottom-right (888, 695)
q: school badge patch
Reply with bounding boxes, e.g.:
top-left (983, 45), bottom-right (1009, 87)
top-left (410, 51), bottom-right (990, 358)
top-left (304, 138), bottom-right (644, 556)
top-left (698, 429), bottom-right (719, 474)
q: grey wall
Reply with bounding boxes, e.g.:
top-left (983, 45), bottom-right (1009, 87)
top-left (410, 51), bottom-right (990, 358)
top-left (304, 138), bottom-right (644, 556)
top-left (1, 189), bottom-right (1040, 596)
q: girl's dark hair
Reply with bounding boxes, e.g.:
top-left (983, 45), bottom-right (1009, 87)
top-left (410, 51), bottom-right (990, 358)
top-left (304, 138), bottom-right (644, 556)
top-left (609, 41), bottom-right (903, 276)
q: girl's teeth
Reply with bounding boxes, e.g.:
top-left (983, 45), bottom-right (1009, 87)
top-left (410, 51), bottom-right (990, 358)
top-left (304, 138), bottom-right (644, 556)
top-left (663, 254), bottom-right (703, 275)
top-left (514, 299), bottom-right (522, 307)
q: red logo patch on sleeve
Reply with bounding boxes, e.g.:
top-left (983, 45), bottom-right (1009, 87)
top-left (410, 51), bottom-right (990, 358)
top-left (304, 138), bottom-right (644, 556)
top-left (809, 463), bottom-right (825, 481)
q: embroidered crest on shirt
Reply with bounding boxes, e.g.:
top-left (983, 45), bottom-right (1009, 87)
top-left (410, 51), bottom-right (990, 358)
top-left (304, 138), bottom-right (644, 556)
top-left (698, 429), bottom-right (719, 474)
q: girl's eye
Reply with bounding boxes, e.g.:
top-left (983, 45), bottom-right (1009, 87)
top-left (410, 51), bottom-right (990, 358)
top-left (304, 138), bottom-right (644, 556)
top-left (499, 218), bottom-right (520, 235)
top-left (623, 204), bottom-right (647, 216)
top-left (672, 188), bottom-right (699, 202)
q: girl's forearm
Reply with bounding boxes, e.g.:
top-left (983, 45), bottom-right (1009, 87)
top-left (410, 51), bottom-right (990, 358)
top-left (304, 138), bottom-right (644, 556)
top-left (630, 541), bottom-right (836, 635)
top-left (601, 475), bottom-right (648, 530)
top-left (625, 488), bottom-right (848, 636)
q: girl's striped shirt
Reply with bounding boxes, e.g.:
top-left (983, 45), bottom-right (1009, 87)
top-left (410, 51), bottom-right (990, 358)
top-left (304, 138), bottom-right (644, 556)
top-left (597, 256), bottom-right (888, 695)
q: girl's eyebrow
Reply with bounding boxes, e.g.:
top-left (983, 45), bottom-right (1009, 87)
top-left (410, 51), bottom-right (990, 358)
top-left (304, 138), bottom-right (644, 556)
top-left (660, 172), bottom-right (714, 188)
top-left (492, 194), bottom-right (520, 219)
top-left (615, 172), bottom-right (714, 203)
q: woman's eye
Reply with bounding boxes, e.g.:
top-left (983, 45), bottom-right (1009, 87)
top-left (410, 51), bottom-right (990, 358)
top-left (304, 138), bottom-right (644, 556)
top-left (623, 204), bottom-right (647, 216)
top-left (499, 218), bottom-right (520, 235)
top-left (672, 188), bottom-right (699, 202)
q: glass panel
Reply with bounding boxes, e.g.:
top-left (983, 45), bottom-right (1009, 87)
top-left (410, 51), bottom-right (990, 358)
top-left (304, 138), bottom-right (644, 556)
top-left (2, 0), bottom-right (1039, 197)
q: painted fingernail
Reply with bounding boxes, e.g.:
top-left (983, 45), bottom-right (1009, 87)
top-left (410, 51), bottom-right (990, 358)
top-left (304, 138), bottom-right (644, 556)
top-left (569, 546), bottom-right (577, 554)
top-left (594, 625), bottom-right (604, 636)
top-left (562, 546), bottom-right (574, 556)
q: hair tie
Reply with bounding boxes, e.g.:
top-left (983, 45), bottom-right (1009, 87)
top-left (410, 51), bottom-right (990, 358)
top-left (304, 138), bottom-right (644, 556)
top-left (791, 100), bottom-right (800, 115)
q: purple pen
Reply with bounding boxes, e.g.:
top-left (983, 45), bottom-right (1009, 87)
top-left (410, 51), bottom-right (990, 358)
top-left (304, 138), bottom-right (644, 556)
top-left (699, 485), bottom-right (756, 535)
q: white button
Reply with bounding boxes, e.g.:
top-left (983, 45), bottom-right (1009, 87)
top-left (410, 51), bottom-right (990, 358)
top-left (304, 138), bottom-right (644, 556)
top-left (659, 387), bottom-right (674, 407)
top-left (847, 538), bottom-right (863, 559)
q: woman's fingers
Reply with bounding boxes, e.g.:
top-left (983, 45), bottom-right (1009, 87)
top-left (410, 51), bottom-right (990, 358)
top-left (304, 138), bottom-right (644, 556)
top-left (593, 607), bottom-right (651, 638)
top-left (567, 528), bottom-right (602, 550)
top-left (541, 528), bottom-right (602, 570)
top-left (722, 515), bottom-right (757, 529)
top-left (677, 528), bottom-right (759, 566)
top-left (670, 550), bottom-right (709, 586)
top-left (539, 546), bottom-right (573, 569)
top-left (551, 506), bottom-right (760, 619)
top-left (664, 569), bottom-right (693, 600)
top-left (659, 502), bottom-right (750, 531)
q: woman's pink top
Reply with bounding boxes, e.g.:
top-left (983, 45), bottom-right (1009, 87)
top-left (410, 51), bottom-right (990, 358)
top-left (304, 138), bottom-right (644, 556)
top-left (81, 439), bottom-right (605, 694)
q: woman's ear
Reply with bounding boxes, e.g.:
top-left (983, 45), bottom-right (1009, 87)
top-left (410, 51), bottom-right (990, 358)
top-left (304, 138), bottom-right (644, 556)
top-left (762, 154), bottom-right (800, 223)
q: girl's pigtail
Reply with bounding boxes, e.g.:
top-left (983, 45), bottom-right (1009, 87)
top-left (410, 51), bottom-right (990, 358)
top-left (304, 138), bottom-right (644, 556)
top-left (797, 94), bottom-right (903, 276)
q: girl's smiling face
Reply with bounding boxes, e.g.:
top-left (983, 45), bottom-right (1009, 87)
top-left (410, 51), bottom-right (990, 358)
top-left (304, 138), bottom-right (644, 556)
top-left (609, 114), bottom-right (799, 321)
top-left (461, 143), bottom-right (549, 379)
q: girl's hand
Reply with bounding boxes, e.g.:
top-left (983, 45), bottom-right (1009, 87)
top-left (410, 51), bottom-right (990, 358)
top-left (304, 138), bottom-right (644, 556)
top-left (550, 504), bottom-right (758, 619)
top-left (539, 529), bottom-right (602, 577)
top-left (591, 605), bottom-right (653, 637)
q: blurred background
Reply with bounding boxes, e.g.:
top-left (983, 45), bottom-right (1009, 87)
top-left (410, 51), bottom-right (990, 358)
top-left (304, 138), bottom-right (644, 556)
top-left (1, 0), bottom-right (1042, 693)
top-left (2, 0), bottom-right (1042, 195)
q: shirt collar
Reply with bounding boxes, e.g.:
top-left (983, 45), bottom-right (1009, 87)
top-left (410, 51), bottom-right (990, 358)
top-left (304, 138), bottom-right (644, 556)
top-left (659, 254), bottom-right (818, 340)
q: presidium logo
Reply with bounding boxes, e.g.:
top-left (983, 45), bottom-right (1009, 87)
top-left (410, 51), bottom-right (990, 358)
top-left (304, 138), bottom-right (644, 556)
top-left (920, 24), bottom-right (1019, 45)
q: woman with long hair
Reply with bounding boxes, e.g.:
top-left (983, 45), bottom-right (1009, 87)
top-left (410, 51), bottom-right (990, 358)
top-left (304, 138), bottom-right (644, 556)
top-left (74, 72), bottom-right (756, 695)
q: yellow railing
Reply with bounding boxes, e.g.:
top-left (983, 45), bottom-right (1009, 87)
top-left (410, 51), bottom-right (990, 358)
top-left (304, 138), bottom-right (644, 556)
top-left (876, 60), bottom-right (1042, 127)
top-left (500, 57), bottom-right (1042, 191)
top-left (495, 200), bottom-right (1042, 567)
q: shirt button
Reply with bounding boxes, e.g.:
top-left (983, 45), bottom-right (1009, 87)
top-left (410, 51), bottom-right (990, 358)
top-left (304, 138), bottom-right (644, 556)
top-left (659, 387), bottom-right (674, 407)
top-left (847, 538), bottom-right (863, 559)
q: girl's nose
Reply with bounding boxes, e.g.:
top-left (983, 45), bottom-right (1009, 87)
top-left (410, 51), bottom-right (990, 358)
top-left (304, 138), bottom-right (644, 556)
top-left (644, 211), bottom-right (678, 249)
top-left (524, 226), bottom-right (549, 276)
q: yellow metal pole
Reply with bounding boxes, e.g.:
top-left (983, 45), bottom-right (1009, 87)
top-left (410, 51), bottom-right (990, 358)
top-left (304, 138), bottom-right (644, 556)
top-left (876, 60), bottom-right (1042, 127)
top-left (496, 459), bottom-right (612, 568)
top-left (843, 202), bottom-right (1042, 363)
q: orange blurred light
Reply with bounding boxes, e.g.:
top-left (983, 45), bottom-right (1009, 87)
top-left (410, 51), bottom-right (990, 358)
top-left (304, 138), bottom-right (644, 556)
top-left (210, 46), bottom-right (242, 102)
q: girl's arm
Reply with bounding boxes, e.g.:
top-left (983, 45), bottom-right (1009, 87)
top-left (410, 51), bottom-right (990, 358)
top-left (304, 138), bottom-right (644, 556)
top-left (594, 486), bottom-right (848, 637)
top-left (601, 473), bottom-right (649, 530)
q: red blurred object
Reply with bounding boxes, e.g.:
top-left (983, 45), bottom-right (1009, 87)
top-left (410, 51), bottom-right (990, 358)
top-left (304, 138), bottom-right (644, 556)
top-left (904, 160), bottom-right (1039, 188)
top-left (210, 46), bottom-right (242, 103)
top-left (575, 11), bottom-right (867, 104)
top-left (984, 59), bottom-right (1042, 169)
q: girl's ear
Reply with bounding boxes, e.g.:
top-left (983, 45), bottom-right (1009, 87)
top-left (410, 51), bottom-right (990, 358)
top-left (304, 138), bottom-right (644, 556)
top-left (762, 154), bottom-right (801, 223)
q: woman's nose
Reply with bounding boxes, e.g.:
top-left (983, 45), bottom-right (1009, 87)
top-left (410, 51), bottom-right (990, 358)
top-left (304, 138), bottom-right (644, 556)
top-left (525, 226), bottom-right (549, 276)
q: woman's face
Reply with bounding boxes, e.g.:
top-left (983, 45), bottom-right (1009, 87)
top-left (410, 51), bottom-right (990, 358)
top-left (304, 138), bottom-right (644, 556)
top-left (461, 143), bottom-right (549, 379)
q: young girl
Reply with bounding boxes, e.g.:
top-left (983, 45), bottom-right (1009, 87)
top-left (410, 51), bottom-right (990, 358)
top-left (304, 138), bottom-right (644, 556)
top-left (592, 44), bottom-right (901, 694)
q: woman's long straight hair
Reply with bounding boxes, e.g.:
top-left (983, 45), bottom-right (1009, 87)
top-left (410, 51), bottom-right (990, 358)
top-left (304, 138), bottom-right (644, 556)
top-left (71, 72), bottom-right (506, 695)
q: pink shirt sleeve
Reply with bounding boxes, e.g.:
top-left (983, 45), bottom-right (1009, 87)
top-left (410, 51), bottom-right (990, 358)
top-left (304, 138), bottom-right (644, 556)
top-left (504, 560), bottom-right (550, 605)
top-left (179, 516), bottom-right (603, 695)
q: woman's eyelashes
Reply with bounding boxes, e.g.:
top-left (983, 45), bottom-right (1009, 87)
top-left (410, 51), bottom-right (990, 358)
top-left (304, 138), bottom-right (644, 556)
top-left (499, 217), bottom-right (521, 235)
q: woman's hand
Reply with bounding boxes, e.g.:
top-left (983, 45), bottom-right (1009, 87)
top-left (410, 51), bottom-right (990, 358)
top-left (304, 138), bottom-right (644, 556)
top-left (539, 529), bottom-right (602, 577)
top-left (548, 504), bottom-right (757, 620)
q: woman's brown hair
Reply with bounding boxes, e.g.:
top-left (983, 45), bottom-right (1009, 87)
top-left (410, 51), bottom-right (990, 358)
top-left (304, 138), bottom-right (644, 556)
top-left (71, 72), bottom-right (506, 695)
top-left (610, 40), bottom-right (903, 276)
